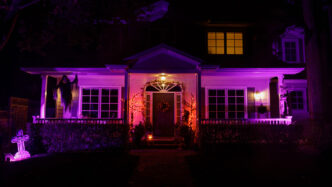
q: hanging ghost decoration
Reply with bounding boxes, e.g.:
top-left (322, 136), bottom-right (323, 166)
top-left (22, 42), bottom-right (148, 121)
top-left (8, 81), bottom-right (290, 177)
top-left (54, 75), bottom-right (78, 111)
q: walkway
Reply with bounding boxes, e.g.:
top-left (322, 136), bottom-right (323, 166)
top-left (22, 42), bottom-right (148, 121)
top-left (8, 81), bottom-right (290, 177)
top-left (128, 149), bottom-right (197, 187)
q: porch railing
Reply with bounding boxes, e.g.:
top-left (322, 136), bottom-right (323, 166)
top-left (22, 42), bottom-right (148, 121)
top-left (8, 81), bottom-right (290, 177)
top-left (200, 117), bottom-right (292, 126)
top-left (32, 116), bottom-right (124, 125)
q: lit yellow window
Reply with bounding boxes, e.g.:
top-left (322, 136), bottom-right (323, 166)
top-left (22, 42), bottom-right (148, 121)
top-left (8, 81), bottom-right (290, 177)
top-left (208, 32), bottom-right (225, 54)
top-left (208, 32), bottom-right (243, 55)
top-left (226, 32), bottom-right (243, 55)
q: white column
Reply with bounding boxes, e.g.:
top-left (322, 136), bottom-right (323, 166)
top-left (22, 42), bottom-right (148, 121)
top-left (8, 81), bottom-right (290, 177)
top-left (40, 75), bottom-right (48, 119)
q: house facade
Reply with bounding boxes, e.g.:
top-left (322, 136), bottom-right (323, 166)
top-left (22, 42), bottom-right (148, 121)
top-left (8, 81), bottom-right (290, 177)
top-left (22, 41), bottom-right (306, 137)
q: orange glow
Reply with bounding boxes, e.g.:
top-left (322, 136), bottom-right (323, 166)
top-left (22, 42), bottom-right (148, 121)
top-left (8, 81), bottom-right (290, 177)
top-left (147, 134), bottom-right (153, 141)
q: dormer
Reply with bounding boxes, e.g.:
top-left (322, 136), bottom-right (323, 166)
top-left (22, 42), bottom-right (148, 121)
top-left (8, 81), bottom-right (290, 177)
top-left (273, 25), bottom-right (305, 64)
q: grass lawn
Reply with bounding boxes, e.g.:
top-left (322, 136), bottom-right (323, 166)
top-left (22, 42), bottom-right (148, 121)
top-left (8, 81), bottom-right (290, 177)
top-left (0, 151), bottom-right (139, 187)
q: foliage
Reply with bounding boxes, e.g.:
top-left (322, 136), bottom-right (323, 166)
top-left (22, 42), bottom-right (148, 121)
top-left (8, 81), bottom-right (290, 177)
top-left (27, 123), bottom-right (129, 153)
top-left (200, 123), bottom-right (303, 147)
top-left (133, 122), bottom-right (145, 147)
top-left (176, 124), bottom-right (194, 148)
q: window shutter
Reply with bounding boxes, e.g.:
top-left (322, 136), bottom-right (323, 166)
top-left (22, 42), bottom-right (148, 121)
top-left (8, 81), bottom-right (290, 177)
top-left (201, 88), bottom-right (205, 119)
top-left (247, 87), bottom-right (255, 118)
top-left (269, 78), bottom-right (280, 118)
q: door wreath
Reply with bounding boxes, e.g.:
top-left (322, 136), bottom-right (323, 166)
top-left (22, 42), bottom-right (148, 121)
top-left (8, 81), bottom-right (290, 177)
top-left (158, 101), bottom-right (170, 112)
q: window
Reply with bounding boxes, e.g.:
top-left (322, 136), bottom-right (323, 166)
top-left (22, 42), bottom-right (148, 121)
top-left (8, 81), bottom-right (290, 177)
top-left (282, 39), bottom-right (301, 63)
top-left (81, 88), bottom-right (120, 118)
top-left (285, 41), bottom-right (297, 61)
top-left (290, 91), bottom-right (304, 110)
top-left (208, 32), bottom-right (243, 55)
top-left (208, 89), bottom-right (245, 119)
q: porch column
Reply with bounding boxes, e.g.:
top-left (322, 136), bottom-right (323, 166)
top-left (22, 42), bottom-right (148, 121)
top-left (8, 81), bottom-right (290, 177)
top-left (40, 75), bottom-right (48, 119)
top-left (124, 70), bottom-right (129, 125)
top-left (197, 71), bottom-right (201, 127)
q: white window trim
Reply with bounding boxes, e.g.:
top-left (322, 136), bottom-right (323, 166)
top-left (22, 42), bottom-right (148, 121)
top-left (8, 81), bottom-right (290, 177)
top-left (78, 86), bottom-right (122, 119)
top-left (282, 38), bottom-right (301, 63)
top-left (288, 88), bottom-right (307, 113)
top-left (205, 87), bottom-right (248, 119)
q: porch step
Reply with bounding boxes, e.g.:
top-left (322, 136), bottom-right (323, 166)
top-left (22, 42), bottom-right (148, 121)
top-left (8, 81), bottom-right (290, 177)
top-left (146, 137), bottom-right (181, 149)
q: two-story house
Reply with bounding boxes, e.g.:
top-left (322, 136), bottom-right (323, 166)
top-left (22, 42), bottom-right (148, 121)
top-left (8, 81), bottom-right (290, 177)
top-left (21, 0), bottom-right (307, 138)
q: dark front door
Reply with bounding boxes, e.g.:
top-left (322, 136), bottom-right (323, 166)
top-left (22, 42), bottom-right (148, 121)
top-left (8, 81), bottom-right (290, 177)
top-left (153, 93), bottom-right (174, 137)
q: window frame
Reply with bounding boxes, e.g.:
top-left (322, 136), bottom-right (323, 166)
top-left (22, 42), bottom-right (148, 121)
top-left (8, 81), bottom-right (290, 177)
top-left (205, 87), bottom-right (248, 119)
top-left (288, 89), bottom-right (307, 112)
top-left (207, 31), bottom-right (244, 55)
top-left (79, 87), bottom-right (122, 119)
top-left (282, 38), bottom-right (301, 63)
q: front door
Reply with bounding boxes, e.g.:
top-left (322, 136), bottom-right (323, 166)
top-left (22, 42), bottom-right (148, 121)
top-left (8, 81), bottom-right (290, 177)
top-left (153, 93), bottom-right (174, 137)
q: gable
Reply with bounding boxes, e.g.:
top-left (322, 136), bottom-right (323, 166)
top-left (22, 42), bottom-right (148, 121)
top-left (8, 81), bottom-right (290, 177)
top-left (125, 44), bottom-right (202, 73)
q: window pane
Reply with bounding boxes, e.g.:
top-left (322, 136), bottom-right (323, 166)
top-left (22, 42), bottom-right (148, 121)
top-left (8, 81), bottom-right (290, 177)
top-left (229, 105), bottom-right (236, 111)
top-left (91, 96), bottom-right (99, 103)
top-left (91, 89), bottom-right (99, 95)
top-left (227, 40), bottom-right (235, 47)
top-left (217, 112), bottom-right (225, 119)
top-left (227, 48), bottom-right (235, 54)
top-left (101, 104), bottom-right (109, 110)
top-left (217, 105), bottom-right (225, 111)
top-left (237, 105), bottom-right (244, 111)
top-left (82, 104), bottom-right (90, 110)
top-left (216, 40), bottom-right (224, 46)
top-left (227, 32), bottom-right (235, 39)
top-left (110, 89), bottom-right (118, 96)
top-left (228, 90), bottom-right (235, 96)
top-left (91, 104), bottom-right (98, 110)
top-left (110, 112), bottom-right (117, 118)
top-left (110, 96), bottom-right (118, 103)
top-left (208, 32), bottom-right (216, 39)
top-left (217, 97), bottom-right (225, 103)
top-left (217, 90), bottom-right (225, 96)
top-left (237, 112), bottom-right (245, 119)
top-left (209, 90), bottom-right (217, 96)
top-left (82, 89), bottom-right (90, 95)
top-left (110, 104), bottom-right (118, 110)
top-left (209, 97), bottom-right (216, 103)
top-left (82, 111), bottom-right (89, 117)
top-left (236, 90), bottom-right (244, 96)
top-left (91, 112), bottom-right (98, 118)
top-left (216, 32), bottom-right (224, 39)
top-left (83, 96), bottom-right (90, 103)
top-left (101, 112), bottom-right (109, 118)
top-left (209, 105), bottom-right (216, 111)
top-left (235, 40), bottom-right (242, 47)
top-left (209, 112), bottom-right (216, 119)
top-left (216, 47), bottom-right (224, 54)
top-left (235, 33), bottom-right (242, 39)
top-left (236, 97), bottom-right (244, 103)
top-left (208, 40), bottom-right (216, 47)
top-left (102, 89), bottom-right (109, 96)
top-left (208, 47), bottom-right (216, 54)
top-left (229, 112), bottom-right (235, 119)
top-left (235, 48), bottom-right (243, 55)
top-left (102, 96), bottom-right (109, 103)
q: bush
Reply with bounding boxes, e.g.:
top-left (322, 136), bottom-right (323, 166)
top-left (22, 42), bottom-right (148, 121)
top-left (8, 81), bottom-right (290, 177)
top-left (28, 123), bottom-right (129, 153)
top-left (178, 125), bottom-right (194, 148)
top-left (133, 123), bottom-right (145, 147)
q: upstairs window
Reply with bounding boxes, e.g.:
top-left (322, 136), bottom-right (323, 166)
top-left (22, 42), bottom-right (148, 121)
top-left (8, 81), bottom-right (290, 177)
top-left (208, 32), bottom-right (243, 55)
top-left (283, 39), bottom-right (300, 62)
